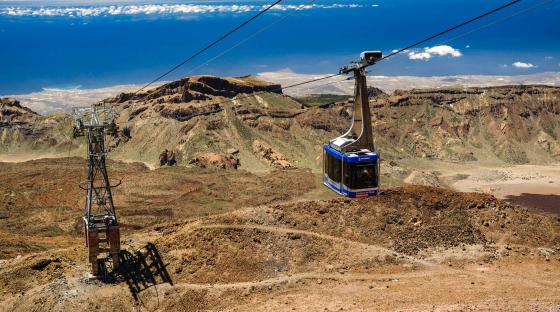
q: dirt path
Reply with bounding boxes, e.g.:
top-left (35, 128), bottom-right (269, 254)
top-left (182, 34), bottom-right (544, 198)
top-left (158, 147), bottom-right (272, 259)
top-left (193, 223), bottom-right (437, 268)
top-left (448, 164), bottom-right (560, 194)
top-left (152, 259), bottom-right (560, 311)
top-left (0, 153), bottom-right (65, 163)
top-left (437, 163), bottom-right (560, 215)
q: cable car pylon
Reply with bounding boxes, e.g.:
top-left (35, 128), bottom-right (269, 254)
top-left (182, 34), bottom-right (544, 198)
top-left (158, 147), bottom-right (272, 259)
top-left (323, 51), bottom-right (382, 198)
top-left (72, 105), bottom-right (121, 275)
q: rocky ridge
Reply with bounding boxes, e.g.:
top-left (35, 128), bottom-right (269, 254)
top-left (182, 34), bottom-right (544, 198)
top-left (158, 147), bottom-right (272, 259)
top-left (1, 79), bottom-right (559, 168)
top-left (370, 85), bottom-right (560, 163)
top-left (0, 98), bottom-right (73, 153)
top-left (1, 98), bottom-right (38, 123)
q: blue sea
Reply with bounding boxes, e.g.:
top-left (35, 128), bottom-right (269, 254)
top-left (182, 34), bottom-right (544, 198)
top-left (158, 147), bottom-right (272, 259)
top-left (0, 0), bottom-right (559, 94)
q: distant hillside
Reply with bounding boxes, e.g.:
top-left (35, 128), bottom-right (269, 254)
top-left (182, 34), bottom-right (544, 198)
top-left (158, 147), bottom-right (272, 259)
top-left (1, 77), bottom-right (559, 170)
top-left (371, 85), bottom-right (560, 164)
top-left (0, 98), bottom-right (75, 154)
top-left (102, 75), bottom-right (325, 172)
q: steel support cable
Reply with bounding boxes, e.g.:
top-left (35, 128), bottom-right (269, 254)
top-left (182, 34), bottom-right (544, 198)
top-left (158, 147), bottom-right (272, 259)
top-left (439, 0), bottom-right (555, 46)
top-left (134, 0), bottom-right (284, 94)
top-left (304, 0), bottom-right (552, 94)
top-left (207, 73), bottom-right (346, 108)
top-left (185, 0), bottom-right (318, 77)
top-left (206, 0), bottom-right (527, 108)
top-left (127, 0), bottom-right (315, 113)
top-left (129, 0), bottom-right (527, 117)
top-left (210, 0), bottom-right (528, 103)
top-left (376, 0), bottom-right (523, 64)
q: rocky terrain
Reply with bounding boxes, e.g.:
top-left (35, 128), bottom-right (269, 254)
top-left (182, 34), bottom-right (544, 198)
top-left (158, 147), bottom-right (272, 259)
top-left (2, 77), bottom-right (559, 170)
top-left (0, 98), bottom-right (74, 154)
top-left (1, 76), bottom-right (559, 311)
top-left (0, 179), bottom-right (558, 311)
top-left (371, 85), bottom-right (560, 164)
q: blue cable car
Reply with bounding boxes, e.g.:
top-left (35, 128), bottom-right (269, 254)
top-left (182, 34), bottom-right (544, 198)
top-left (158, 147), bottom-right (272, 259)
top-left (323, 51), bottom-right (382, 198)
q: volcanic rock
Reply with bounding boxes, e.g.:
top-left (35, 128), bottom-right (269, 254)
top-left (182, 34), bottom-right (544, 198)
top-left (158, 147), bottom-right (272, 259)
top-left (252, 140), bottom-right (293, 169)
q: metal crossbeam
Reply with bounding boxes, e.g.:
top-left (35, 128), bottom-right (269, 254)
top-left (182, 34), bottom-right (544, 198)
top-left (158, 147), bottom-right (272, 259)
top-left (73, 105), bottom-right (121, 275)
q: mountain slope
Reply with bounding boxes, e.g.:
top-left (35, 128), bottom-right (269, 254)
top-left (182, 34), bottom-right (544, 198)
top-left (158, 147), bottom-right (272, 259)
top-left (0, 98), bottom-right (75, 155)
top-left (1, 77), bottom-right (559, 169)
top-left (371, 85), bottom-right (560, 164)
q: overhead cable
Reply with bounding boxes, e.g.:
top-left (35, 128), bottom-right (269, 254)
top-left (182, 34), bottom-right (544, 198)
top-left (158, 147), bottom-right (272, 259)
top-left (134, 0), bottom-right (284, 94)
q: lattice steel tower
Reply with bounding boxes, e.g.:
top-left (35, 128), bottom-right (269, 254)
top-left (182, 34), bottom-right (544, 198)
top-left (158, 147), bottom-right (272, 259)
top-left (72, 105), bottom-right (121, 275)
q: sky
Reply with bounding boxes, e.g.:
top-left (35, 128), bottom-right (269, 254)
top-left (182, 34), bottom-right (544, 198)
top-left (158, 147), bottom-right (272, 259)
top-left (1, 0), bottom-right (559, 95)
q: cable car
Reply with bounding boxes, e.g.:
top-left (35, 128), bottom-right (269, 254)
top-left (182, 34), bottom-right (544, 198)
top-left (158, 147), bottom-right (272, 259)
top-left (323, 51), bottom-right (382, 198)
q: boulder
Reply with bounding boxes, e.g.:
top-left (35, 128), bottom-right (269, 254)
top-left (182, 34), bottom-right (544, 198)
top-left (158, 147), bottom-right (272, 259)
top-left (252, 140), bottom-right (293, 169)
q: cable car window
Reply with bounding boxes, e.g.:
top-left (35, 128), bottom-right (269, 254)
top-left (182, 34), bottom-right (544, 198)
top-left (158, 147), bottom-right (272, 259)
top-left (344, 162), bottom-right (377, 189)
top-left (326, 153), bottom-right (342, 183)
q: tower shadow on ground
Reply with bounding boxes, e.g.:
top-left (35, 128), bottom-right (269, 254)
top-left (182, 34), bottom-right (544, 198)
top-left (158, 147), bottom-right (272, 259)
top-left (97, 242), bottom-right (173, 301)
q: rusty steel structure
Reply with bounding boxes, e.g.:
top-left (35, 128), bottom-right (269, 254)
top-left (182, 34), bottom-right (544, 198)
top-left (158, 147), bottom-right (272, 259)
top-left (72, 105), bottom-right (121, 275)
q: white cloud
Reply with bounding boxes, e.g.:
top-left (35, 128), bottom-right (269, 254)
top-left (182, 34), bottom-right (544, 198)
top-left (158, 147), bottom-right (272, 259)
top-left (425, 45), bottom-right (462, 57)
top-left (512, 61), bottom-right (535, 69)
top-left (407, 45), bottom-right (462, 61)
top-left (544, 56), bottom-right (554, 60)
top-left (408, 52), bottom-right (432, 60)
top-left (0, 3), bottom-right (363, 17)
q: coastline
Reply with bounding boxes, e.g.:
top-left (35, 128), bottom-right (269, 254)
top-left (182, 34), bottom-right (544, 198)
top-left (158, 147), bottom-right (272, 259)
top-left (2, 71), bottom-right (560, 114)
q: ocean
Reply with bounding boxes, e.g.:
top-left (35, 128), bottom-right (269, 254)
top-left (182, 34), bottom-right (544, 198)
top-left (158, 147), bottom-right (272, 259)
top-left (1, 0), bottom-right (559, 94)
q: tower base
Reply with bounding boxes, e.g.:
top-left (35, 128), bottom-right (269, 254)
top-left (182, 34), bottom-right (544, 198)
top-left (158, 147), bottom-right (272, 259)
top-left (85, 219), bottom-right (120, 275)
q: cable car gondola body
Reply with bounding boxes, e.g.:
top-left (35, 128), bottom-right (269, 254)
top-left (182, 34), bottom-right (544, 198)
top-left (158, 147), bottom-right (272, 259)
top-left (323, 51), bottom-right (382, 198)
